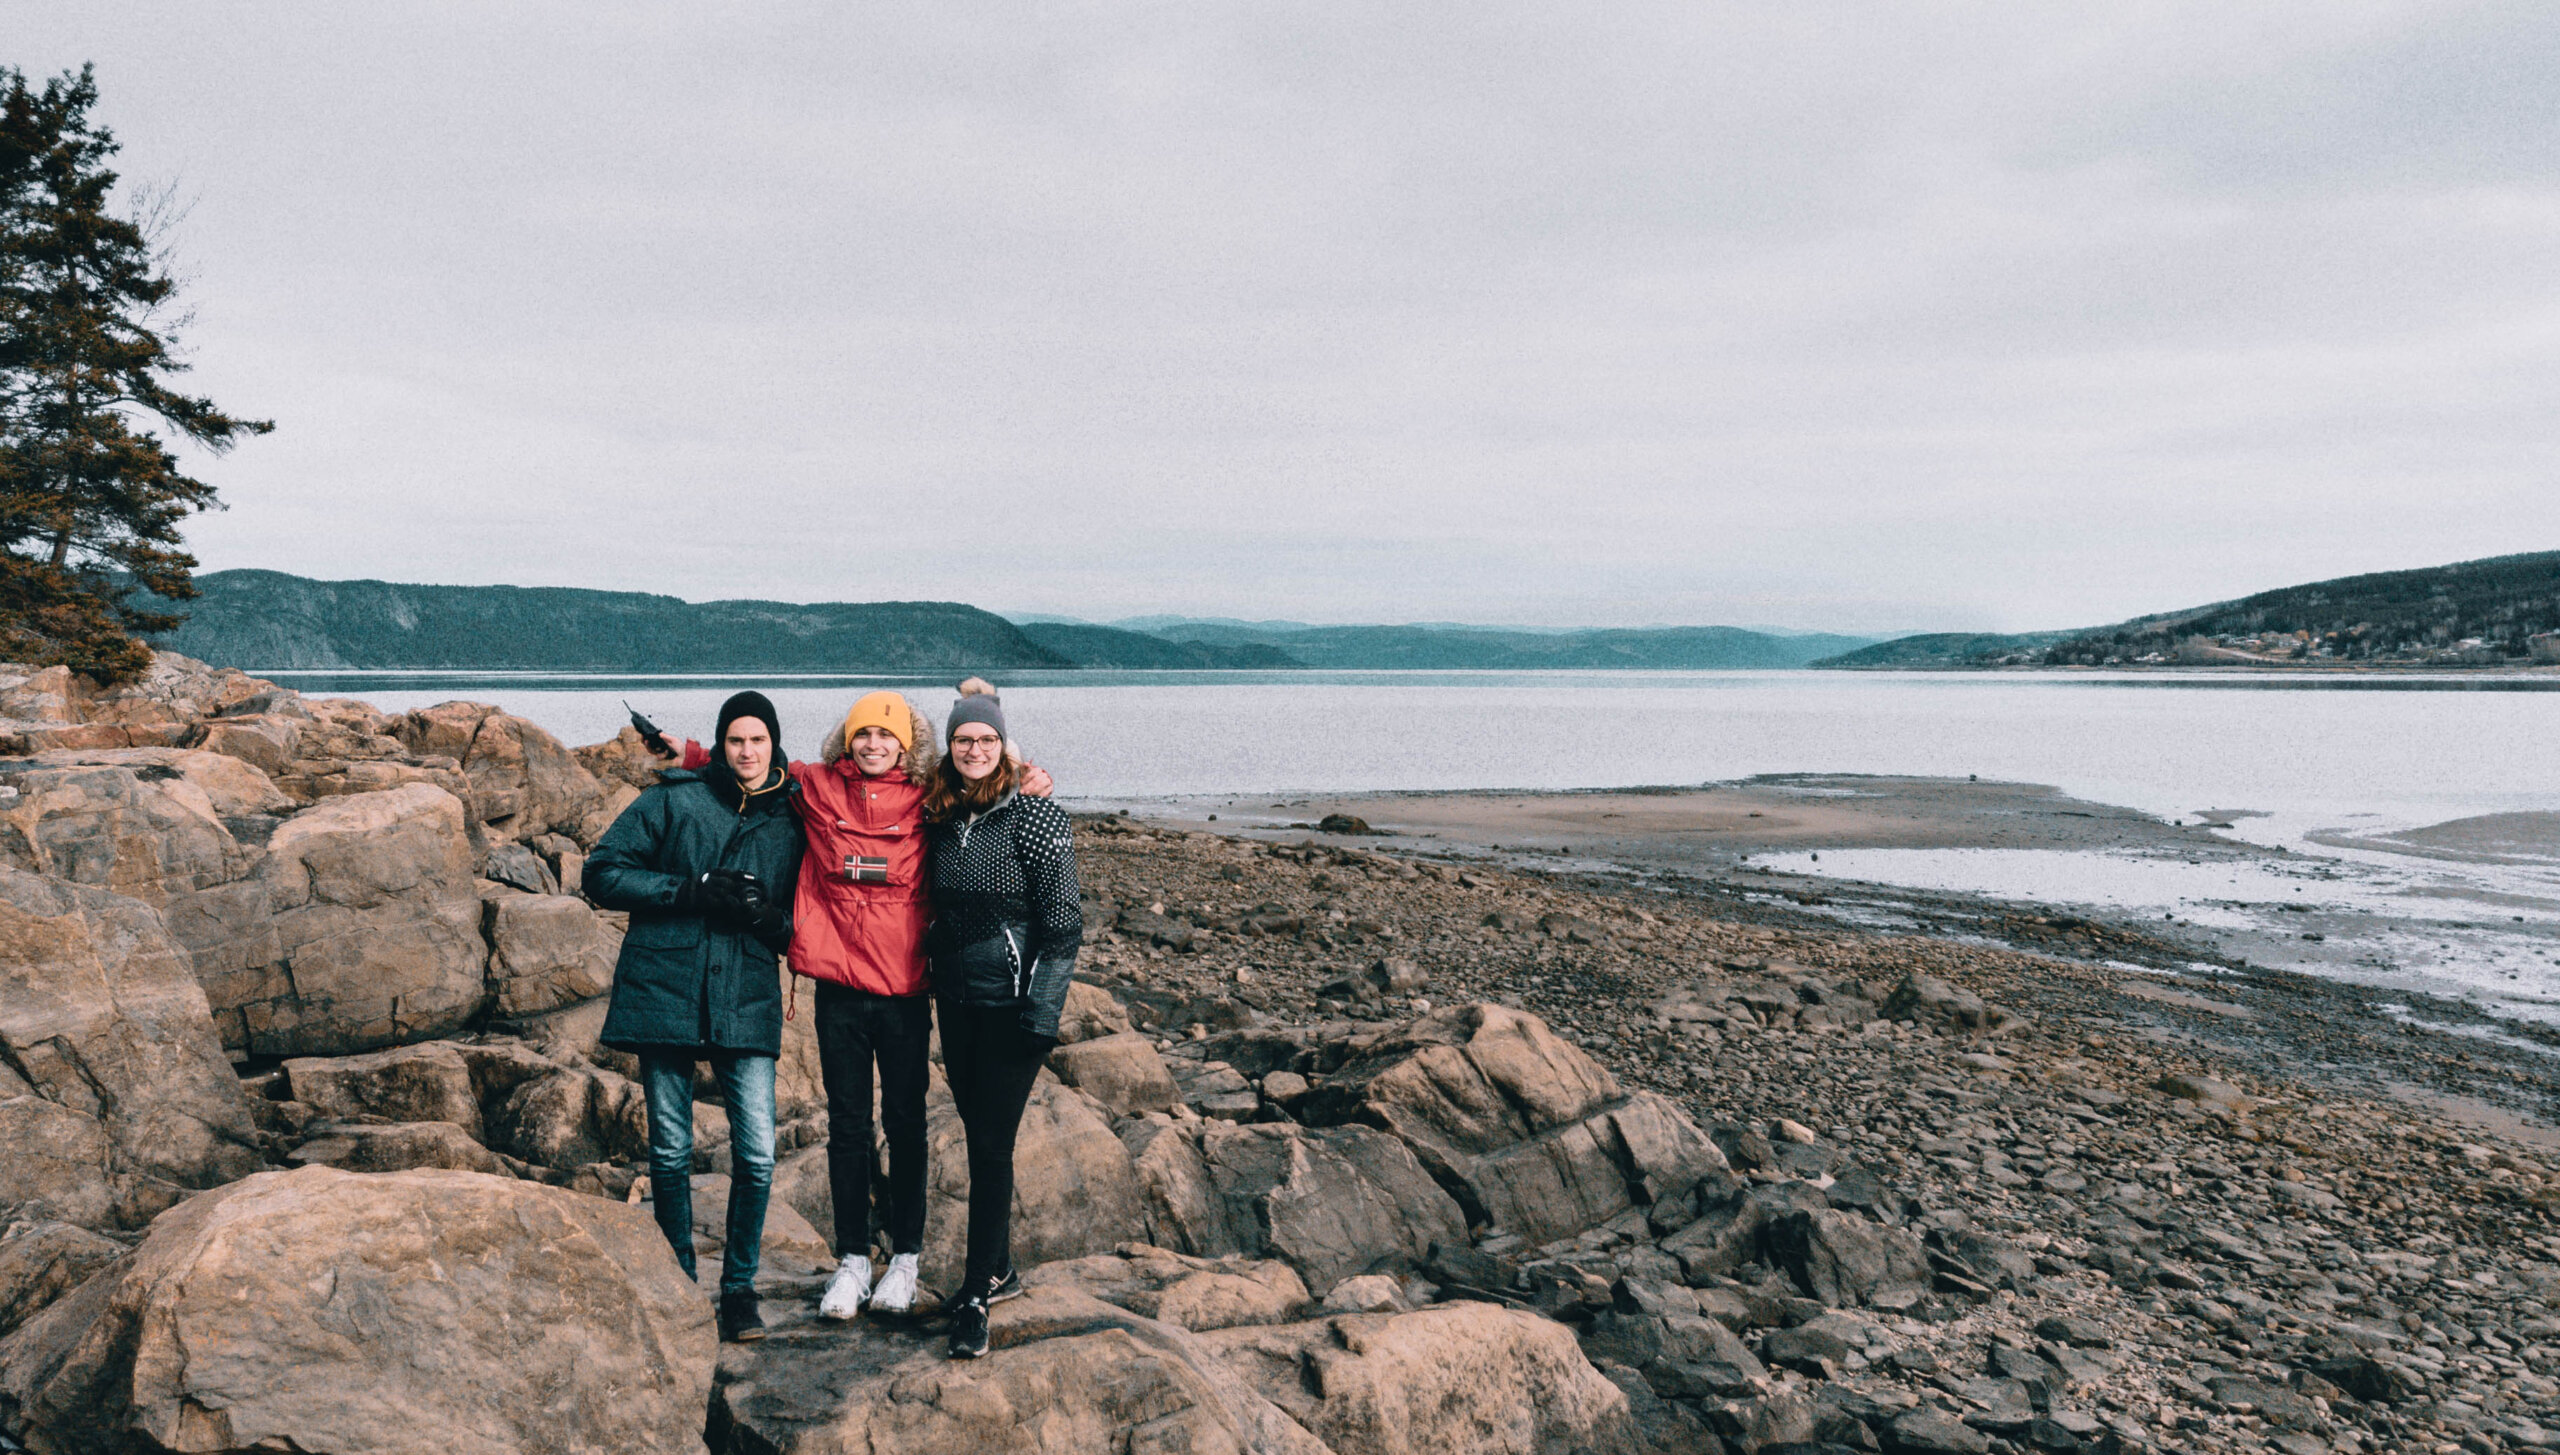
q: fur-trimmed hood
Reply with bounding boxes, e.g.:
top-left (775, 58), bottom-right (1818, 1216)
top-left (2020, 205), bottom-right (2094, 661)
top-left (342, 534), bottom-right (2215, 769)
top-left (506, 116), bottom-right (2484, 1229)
top-left (817, 698), bottom-right (938, 779)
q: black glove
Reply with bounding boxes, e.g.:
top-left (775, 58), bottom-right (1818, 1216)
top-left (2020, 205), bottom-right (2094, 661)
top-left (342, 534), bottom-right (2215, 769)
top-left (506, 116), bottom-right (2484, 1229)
top-left (697, 869), bottom-right (753, 924)
top-left (671, 872), bottom-right (705, 915)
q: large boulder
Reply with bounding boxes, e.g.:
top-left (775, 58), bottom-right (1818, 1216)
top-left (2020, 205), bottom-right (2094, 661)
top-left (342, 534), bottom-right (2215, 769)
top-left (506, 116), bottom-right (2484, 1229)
top-left (242, 784), bottom-right (488, 1055)
top-left (1761, 1208), bottom-right (1929, 1308)
top-left (1195, 1121), bottom-right (1467, 1296)
top-left (271, 756), bottom-right (474, 810)
top-left (1048, 1031), bottom-right (1180, 1116)
top-left (1203, 1303), bottom-right (1649, 1455)
top-left (1026, 1246), bottom-right (1311, 1332)
top-left (0, 1223), bottom-right (124, 1342)
top-left (1297, 1005), bottom-right (1727, 1243)
top-left (0, 1099), bottom-right (115, 1231)
top-left (284, 1042), bottom-right (484, 1137)
top-left (0, 665), bottom-right (80, 723)
top-left (482, 889), bottom-right (619, 1018)
top-left (1659, 1182), bottom-right (1832, 1283)
top-left (1057, 979), bottom-right (1133, 1044)
top-left (0, 656), bottom-right (291, 755)
top-left (0, 762), bottom-right (273, 1010)
top-left (708, 1282), bottom-right (1331, 1455)
top-left (188, 716), bottom-right (305, 777)
top-left (919, 1073), bottom-right (1148, 1293)
top-left (1580, 1310), bottom-right (1766, 1400)
top-left (28, 747), bottom-right (292, 819)
top-left (84, 653), bottom-right (297, 726)
top-left (1123, 1118), bottom-right (1232, 1257)
top-left (0, 1166), bottom-right (714, 1455)
top-left (1880, 973), bottom-right (2022, 1036)
top-left (0, 867), bottom-right (259, 1230)
top-left (285, 1121), bottom-right (509, 1177)
top-left (394, 702), bottom-right (608, 841)
top-left (487, 1065), bottom-right (649, 1170)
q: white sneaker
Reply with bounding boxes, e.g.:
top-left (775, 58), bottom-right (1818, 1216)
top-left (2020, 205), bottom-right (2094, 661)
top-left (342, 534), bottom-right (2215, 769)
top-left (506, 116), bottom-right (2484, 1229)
top-left (819, 1254), bottom-right (873, 1321)
top-left (869, 1253), bottom-right (920, 1313)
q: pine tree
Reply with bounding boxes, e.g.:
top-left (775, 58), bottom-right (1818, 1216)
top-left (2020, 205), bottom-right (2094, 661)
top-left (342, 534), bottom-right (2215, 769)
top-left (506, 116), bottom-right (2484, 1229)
top-left (0, 65), bottom-right (269, 681)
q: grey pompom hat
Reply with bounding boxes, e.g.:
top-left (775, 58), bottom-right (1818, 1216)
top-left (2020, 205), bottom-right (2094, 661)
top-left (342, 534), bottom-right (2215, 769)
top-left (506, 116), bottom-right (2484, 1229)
top-left (946, 679), bottom-right (1006, 743)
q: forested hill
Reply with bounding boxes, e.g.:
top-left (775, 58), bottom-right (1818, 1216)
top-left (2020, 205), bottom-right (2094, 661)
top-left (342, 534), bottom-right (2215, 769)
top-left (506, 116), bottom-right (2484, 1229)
top-left (146, 571), bottom-right (1083, 671)
top-left (2039, 550), bottom-right (2560, 665)
top-left (1817, 549), bottom-right (2560, 668)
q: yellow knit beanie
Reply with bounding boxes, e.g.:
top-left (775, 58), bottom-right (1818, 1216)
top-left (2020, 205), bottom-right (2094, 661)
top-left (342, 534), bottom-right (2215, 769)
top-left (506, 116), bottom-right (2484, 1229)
top-left (841, 691), bottom-right (914, 751)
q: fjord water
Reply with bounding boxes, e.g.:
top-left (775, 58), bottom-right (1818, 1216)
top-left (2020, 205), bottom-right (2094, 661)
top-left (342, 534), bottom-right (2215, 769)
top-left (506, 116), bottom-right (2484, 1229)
top-left (269, 668), bottom-right (2560, 1019)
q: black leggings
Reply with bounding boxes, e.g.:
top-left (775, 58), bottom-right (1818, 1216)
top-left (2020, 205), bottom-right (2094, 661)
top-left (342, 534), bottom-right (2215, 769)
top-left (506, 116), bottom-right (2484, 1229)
top-left (813, 984), bottom-right (932, 1257)
top-left (937, 999), bottom-right (1052, 1294)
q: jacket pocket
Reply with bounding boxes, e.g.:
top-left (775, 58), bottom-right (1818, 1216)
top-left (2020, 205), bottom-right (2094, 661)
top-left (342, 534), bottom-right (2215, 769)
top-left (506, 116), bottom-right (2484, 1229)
top-left (934, 933), bottom-right (1026, 1006)
top-left (828, 824), bottom-right (919, 887)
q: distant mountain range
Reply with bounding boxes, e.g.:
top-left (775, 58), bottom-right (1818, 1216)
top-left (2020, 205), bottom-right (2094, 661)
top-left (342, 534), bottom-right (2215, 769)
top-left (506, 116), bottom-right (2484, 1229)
top-left (1132, 619), bottom-right (1877, 669)
top-left (1815, 550), bottom-right (2560, 669)
top-left (142, 571), bottom-right (1880, 672)
top-left (145, 555), bottom-right (2558, 676)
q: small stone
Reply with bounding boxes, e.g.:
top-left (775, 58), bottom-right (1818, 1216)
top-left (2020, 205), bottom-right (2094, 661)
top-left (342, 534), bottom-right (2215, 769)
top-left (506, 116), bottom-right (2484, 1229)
top-left (1887, 1406), bottom-right (1990, 1453)
top-left (1321, 1273), bottom-right (1404, 1313)
top-left (2033, 1314), bottom-right (2112, 1348)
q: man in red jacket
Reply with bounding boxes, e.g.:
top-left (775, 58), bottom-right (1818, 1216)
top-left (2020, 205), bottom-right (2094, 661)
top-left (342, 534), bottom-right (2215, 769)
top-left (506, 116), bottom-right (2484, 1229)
top-left (795, 692), bottom-right (938, 1316)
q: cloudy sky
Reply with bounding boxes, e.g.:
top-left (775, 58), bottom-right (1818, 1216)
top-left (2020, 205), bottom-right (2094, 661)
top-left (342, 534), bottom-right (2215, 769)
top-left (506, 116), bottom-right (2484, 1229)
top-left (13, 3), bottom-right (2558, 633)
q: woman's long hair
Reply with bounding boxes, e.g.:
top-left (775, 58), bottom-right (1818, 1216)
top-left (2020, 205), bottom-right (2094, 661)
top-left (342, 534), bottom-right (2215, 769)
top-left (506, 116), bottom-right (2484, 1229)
top-left (923, 751), bottom-right (1020, 821)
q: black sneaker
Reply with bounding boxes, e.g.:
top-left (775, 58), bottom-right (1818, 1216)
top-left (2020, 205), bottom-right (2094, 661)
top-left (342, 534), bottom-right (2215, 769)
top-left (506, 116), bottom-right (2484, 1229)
top-left (986, 1268), bottom-right (1026, 1306)
top-left (946, 1297), bottom-right (989, 1359)
top-left (718, 1290), bottom-right (766, 1343)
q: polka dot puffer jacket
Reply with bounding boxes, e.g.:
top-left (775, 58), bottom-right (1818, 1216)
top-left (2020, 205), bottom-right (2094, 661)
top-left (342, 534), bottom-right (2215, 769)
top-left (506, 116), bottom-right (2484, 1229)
top-left (925, 791), bottom-right (1083, 1039)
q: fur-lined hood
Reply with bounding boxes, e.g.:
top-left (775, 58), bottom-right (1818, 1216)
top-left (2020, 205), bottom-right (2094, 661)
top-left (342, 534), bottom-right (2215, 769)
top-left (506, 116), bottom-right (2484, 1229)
top-left (817, 699), bottom-right (938, 778)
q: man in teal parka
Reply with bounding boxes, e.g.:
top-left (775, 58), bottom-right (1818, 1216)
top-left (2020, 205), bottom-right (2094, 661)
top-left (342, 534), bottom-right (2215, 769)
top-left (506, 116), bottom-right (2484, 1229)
top-left (587, 690), bottom-right (803, 1342)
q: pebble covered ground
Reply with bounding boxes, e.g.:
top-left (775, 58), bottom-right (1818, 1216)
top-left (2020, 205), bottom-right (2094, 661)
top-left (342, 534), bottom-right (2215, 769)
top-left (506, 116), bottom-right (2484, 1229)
top-left (1076, 814), bottom-right (2560, 1455)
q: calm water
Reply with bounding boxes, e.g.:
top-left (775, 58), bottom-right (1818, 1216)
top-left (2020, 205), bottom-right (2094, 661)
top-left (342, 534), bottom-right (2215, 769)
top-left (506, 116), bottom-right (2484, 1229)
top-left (263, 667), bottom-right (2553, 816)
top-left (265, 668), bottom-right (2560, 1020)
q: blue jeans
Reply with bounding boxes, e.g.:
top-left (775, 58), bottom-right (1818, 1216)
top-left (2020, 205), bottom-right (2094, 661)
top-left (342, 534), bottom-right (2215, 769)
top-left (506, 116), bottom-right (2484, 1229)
top-left (638, 1052), bottom-right (776, 1295)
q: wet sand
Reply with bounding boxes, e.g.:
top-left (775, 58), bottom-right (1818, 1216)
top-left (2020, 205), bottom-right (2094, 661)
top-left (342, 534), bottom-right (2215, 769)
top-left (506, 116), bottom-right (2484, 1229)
top-left (1136, 773), bottom-right (2266, 869)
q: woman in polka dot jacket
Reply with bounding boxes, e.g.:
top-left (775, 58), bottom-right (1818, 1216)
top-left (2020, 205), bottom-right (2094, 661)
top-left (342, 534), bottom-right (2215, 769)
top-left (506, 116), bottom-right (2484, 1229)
top-left (921, 681), bottom-right (1082, 1358)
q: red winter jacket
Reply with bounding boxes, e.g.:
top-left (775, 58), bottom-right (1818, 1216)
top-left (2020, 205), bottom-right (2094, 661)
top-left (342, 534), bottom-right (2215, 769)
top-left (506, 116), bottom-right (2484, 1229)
top-left (678, 740), bottom-right (929, 996)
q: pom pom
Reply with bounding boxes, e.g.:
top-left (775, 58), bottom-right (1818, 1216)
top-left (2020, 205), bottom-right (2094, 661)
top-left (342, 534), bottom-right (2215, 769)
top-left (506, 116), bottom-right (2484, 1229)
top-left (955, 676), bottom-right (997, 698)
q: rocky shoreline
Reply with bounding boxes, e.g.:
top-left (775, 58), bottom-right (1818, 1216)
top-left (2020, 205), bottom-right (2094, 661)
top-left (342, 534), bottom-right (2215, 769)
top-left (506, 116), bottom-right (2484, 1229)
top-left (1, 655), bottom-right (2556, 1454)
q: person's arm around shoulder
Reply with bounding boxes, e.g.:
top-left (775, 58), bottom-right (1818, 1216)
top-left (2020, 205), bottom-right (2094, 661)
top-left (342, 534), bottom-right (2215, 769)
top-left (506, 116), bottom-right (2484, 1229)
top-left (1014, 797), bottom-right (1084, 1041)
top-left (584, 785), bottom-right (692, 913)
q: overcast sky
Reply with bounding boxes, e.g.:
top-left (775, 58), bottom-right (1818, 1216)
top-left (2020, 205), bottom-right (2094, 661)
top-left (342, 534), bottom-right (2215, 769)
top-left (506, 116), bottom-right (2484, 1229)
top-left (13, 3), bottom-right (2558, 634)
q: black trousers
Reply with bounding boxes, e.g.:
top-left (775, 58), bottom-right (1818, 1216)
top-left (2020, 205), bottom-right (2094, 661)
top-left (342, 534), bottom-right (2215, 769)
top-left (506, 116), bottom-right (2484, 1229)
top-left (813, 984), bottom-right (932, 1257)
top-left (937, 999), bottom-right (1052, 1294)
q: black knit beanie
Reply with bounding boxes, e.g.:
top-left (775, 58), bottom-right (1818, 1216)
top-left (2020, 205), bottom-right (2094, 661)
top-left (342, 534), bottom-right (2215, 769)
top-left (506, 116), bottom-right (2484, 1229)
top-left (714, 690), bottom-right (782, 753)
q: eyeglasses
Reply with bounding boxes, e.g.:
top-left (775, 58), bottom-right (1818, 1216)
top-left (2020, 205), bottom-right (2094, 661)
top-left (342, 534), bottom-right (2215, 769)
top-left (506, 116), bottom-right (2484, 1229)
top-left (950, 735), bottom-right (1002, 752)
